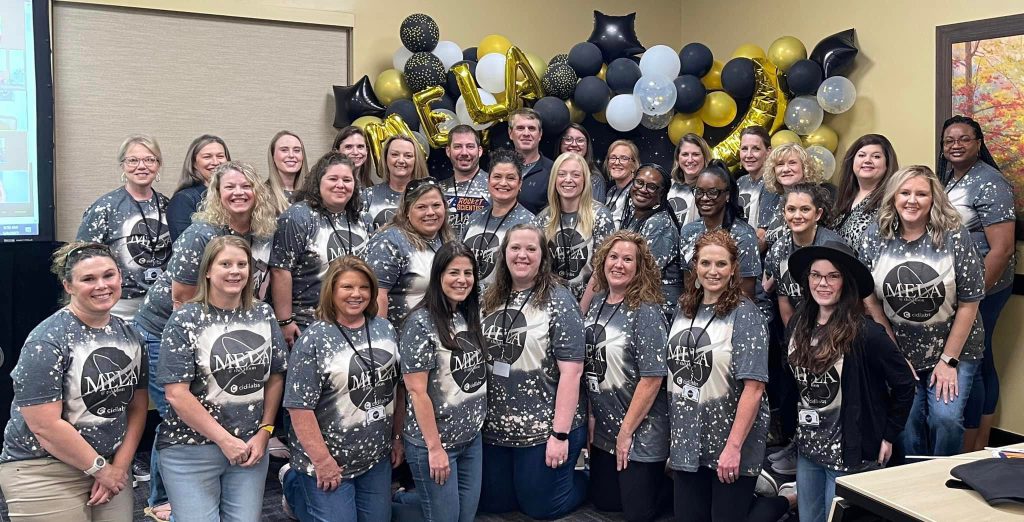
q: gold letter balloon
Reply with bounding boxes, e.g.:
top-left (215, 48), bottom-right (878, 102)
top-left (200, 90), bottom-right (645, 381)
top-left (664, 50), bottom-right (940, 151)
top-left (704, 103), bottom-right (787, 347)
top-left (362, 114), bottom-right (424, 166)
top-left (710, 59), bottom-right (781, 169)
top-left (450, 45), bottom-right (544, 128)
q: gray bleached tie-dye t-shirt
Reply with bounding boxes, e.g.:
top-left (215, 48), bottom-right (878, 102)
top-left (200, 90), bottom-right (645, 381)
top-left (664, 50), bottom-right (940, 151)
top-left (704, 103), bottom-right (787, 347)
top-left (534, 205), bottom-right (616, 299)
top-left (283, 317), bottom-right (399, 479)
top-left (399, 309), bottom-right (487, 450)
top-left (625, 210), bottom-right (681, 314)
top-left (584, 295), bottom-right (670, 462)
top-left (764, 227), bottom-right (846, 309)
top-left (945, 161), bottom-right (1016, 294)
top-left (679, 220), bottom-right (762, 280)
top-left (789, 333), bottom-right (851, 472)
top-left (155, 302), bottom-right (286, 449)
top-left (460, 204), bottom-right (535, 290)
top-left (442, 171), bottom-right (490, 239)
top-left (737, 175), bottom-right (765, 228)
top-left (481, 284), bottom-right (586, 447)
top-left (605, 182), bottom-right (632, 229)
top-left (858, 223), bottom-right (985, 370)
top-left (0, 310), bottom-right (147, 463)
top-left (666, 299), bottom-right (770, 476)
top-left (76, 187), bottom-right (172, 300)
top-left (362, 184), bottom-right (402, 232)
top-left (364, 227), bottom-right (441, 325)
top-left (270, 202), bottom-right (372, 325)
top-left (668, 181), bottom-right (700, 227)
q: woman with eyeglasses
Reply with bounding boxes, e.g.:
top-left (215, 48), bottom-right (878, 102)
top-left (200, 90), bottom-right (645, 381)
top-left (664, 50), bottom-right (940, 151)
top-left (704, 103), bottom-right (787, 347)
top-left (364, 135), bottom-right (430, 232)
top-left (938, 116), bottom-right (1016, 451)
top-left (829, 134), bottom-right (900, 246)
top-left (736, 126), bottom-right (771, 227)
top-left (668, 133), bottom-right (712, 227)
top-left (0, 242), bottom-right (148, 521)
top-left (584, 231), bottom-right (671, 522)
top-left (604, 140), bottom-right (641, 228)
top-left (859, 165), bottom-right (985, 457)
top-left (77, 135), bottom-right (171, 321)
top-left (478, 223), bottom-right (588, 520)
top-left (461, 149), bottom-right (535, 290)
top-left (280, 256), bottom-right (402, 522)
top-left (756, 143), bottom-right (827, 254)
top-left (333, 126), bottom-right (381, 188)
top-left (535, 152), bottom-right (615, 300)
top-left (270, 153), bottom-right (372, 347)
top-left (365, 178), bottom-right (454, 325)
top-left (558, 123), bottom-right (607, 202)
top-left (167, 135), bottom-right (230, 241)
top-left (679, 161), bottom-right (761, 299)
top-left (156, 236), bottom-right (287, 521)
top-left (266, 130), bottom-right (309, 215)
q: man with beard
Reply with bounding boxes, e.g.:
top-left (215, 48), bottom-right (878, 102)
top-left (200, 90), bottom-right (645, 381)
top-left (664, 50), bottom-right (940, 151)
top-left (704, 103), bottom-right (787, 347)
top-left (442, 126), bottom-right (490, 238)
top-left (509, 108), bottom-right (553, 214)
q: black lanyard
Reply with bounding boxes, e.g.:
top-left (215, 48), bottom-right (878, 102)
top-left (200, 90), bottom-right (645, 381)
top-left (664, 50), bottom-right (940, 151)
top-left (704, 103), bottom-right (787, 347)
top-left (686, 307), bottom-right (717, 348)
top-left (608, 182), bottom-right (631, 213)
top-left (499, 287), bottom-right (535, 353)
top-left (482, 207), bottom-right (512, 242)
top-left (555, 213), bottom-right (576, 274)
top-left (129, 192), bottom-right (170, 263)
top-left (588, 297), bottom-right (623, 335)
top-left (944, 162), bottom-right (976, 194)
top-left (336, 319), bottom-right (376, 387)
top-left (324, 211), bottom-right (354, 256)
top-left (450, 169), bottom-right (482, 201)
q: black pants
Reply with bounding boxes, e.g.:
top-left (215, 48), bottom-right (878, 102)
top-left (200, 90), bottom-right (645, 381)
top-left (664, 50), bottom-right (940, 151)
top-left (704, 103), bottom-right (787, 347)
top-left (588, 448), bottom-right (671, 522)
top-left (673, 467), bottom-right (756, 522)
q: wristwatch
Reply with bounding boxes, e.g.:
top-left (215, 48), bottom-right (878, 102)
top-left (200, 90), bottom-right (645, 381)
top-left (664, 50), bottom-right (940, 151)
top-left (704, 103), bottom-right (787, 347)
top-left (939, 354), bottom-right (959, 368)
top-left (550, 430), bottom-right (569, 441)
top-left (85, 455), bottom-right (107, 476)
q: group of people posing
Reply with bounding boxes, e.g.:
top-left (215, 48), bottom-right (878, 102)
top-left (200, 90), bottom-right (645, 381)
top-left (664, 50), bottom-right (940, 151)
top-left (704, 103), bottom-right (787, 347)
top-left (0, 107), bottom-right (1014, 522)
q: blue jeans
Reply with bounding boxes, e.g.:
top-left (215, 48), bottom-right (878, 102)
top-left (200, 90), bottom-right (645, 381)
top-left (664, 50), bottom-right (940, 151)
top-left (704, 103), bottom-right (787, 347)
top-left (965, 286), bottom-right (1011, 427)
top-left (158, 443), bottom-right (270, 522)
top-left (478, 425), bottom-right (588, 520)
top-left (282, 457), bottom-right (392, 522)
top-left (133, 322), bottom-right (170, 509)
top-left (393, 435), bottom-right (483, 522)
top-left (902, 360), bottom-right (979, 456)
top-left (796, 454), bottom-right (852, 522)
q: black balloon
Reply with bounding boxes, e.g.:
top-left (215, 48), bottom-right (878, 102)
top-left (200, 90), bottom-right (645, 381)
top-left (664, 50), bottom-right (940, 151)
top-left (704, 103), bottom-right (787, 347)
top-left (811, 28), bottom-right (859, 78)
top-left (568, 42), bottom-right (604, 77)
top-left (384, 99), bottom-right (421, 132)
top-left (487, 122), bottom-right (515, 152)
top-left (722, 58), bottom-right (755, 99)
top-left (573, 76), bottom-right (612, 114)
top-left (606, 57), bottom-right (642, 94)
top-left (549, 53), bottom-right (569, 67)
top-left (673, 75), bottom-right (706, 114)
top-left (786, 59), bottom-right (823, 96)
top-left (428, 146), bottom-right (454, 181)
top-left (404, 52), bottom-right (446, 92)
top-left (434, 93), bottom-right (456, 113)
top-left (399, 14), bottom-right (439, 53)
top-left (462, 47), bottom-right (478, 62)
top-left (533, 96), bottom-right (571, 136)
top-left (586, 11), bottom-right (645, 63)
top-left (446, 60), bottom-right (477, 98)
top-left (679, 43), bottom-right (714, 77)
top-left (542, 63), bottom-right (579, 101)
top-left (332, 75), bottom-right (386, 128)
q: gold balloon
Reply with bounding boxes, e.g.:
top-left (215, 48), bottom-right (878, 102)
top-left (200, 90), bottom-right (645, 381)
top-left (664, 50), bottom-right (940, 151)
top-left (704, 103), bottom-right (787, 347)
top-left (701, 60), bottom-right (724, 90)
top-left (452, 45), bottom-right (543, 124)
top-left (710, 59), bottom-right (782, 168)
top-left (566, 99), bottom-right (586, 124)
top-left (771, 129), bottom-right (801, 147)
top-left (732, 44), bottom-right (766, 60)
top-left (803, 124), bottom-right (838, 152)
top-left (363, 114), bottom-right (422, 168)
top-left (700, 91), bottom-right (738, 128)
top-left (767, 36), bottom-right (807, 72)
top-left (593, 111), bottom-right (607, 123)
top-left (374, 69), bottom-right (412, 106)
top-left (352, 115), bottom-right (382, 129)
top-left (521, 52), bottom-right (548, 81)
top-left (413, 86), bottom-right (456, 148)
top-left (597, 63), bottom-right (608, 81)
top-left (668, 112), bottom-right (704, 145)
top-left (478, 34), bottom-right (513, 59)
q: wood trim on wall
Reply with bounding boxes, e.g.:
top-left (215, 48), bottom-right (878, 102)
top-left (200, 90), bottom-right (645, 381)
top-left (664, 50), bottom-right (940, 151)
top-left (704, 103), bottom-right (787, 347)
top-left (53, 0), bottom-right (355, 27)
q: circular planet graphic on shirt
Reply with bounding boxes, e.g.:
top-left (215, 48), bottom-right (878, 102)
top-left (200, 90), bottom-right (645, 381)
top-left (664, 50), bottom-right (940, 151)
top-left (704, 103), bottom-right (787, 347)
top-left (482, 308), bottom-right (528, 364)
top-left (126, 217), bottom-right (170, 268)
top-left (450, 332), bottom-right (486, 393)
top-left (666, 327), bottom-right (713, 387)
top-left (882, 261), bottom-right (946, 323)
top-left (550, 229), bottom-right (588, 281)
top-left (669, 197), bottom-right (689, 220)
top-left (348, 348), bottom-right (398, 411)
top-left (738, 193), bottom-right (751, 211)
top-left (81, 346), bottom-right (138, 418)
top-left (325, 227), bottom-right (366, 261)
top-left (373, 208), bottom-right (397, 229)
top-left (584, 323), bottom-right (608, 383)
top-left (209, 330), bottom-right (269, 396)
top-left (796, 366), bottom-right (842, 409)
top-left (465, 232), bottom-right (500, 279)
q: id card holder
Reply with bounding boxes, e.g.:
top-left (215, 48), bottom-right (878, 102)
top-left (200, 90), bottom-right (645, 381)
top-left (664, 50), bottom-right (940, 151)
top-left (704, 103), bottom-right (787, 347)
top-left (143, 267), bottom-right (163, 284)
top-left (492, 361), bottom-right (511, 378)
top-left (586, 375), bottom-right (600, 393)
top-left (799, 408), bottom-right (820, 427)
top-left (364, 405), bottom-right (386, 426)
top-left (682, 383), bottom-right (701, 403)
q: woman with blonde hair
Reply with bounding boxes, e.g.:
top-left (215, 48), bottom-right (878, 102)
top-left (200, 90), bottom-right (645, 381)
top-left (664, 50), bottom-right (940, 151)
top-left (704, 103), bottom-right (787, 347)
top-left (604, 139), bottom-right (640, 228)
top-left (266, 130), bottom-right (309, 214)
top-left (859, 165), bottom-right (984, 457)
top-left (668, 133), bottom-right (712, 226)
top-left (534, 152), bottom-right (615, 300)
top-left (364, 135), bottom-right (430, 231)
top-left (757, 142), bottom-right (827, 253)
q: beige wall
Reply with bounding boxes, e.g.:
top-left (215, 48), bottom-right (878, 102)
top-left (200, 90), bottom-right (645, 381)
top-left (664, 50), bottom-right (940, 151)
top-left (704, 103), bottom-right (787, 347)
top-left (681, 0), bottom-right (1024, 435)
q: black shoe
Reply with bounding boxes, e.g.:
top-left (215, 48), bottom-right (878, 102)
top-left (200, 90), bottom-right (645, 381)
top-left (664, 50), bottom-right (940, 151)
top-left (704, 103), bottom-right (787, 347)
top-left (133, 456), bottom-right (151, 483)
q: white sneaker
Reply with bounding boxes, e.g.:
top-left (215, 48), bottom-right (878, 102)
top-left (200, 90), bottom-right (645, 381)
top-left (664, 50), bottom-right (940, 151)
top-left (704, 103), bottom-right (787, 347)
top-left (779, 481), bottom-right (797, 497)
top-left (768, 441), bottom-right (795, 463)
top-left (278, 463), bottom-right (291, 485)
top-left (754, 469), bottom-right (779, 497)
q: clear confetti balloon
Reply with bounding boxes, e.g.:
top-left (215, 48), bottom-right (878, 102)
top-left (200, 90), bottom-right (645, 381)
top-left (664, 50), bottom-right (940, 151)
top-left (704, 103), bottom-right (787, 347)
top-left (806, 145), bottom-right (837, 180)
top-left (634, 74), bottom-right (677, 116)
top-left (816, 76), bottom-right (857, 114)
top-left (784, 95), bottom-right (824, 135)
top-left (640, 109), bottom-right (674, 130)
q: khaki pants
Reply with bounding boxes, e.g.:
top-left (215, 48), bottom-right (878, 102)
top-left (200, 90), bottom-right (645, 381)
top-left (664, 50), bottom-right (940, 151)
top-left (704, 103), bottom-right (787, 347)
top-left (0, 457), bottom-right (133, 522)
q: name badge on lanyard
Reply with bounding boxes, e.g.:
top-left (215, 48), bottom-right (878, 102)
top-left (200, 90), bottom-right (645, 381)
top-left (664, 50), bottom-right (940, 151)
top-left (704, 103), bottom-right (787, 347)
top-left (491, 360), bottom-right (511, 378)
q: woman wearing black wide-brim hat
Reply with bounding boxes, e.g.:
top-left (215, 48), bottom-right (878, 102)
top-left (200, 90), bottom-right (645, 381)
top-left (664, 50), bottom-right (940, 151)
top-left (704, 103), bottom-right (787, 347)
top-left (785, 240), bottom-right (915, 522)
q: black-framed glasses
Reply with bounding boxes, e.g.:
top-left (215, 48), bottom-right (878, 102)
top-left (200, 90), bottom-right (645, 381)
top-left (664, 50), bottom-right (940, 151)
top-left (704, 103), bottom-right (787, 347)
top-left (631, 179), bottom-right (662, 193)
top-left (942, 136), bottom-right (977, 148)
top-left (608, 155), bottom-right (633, 164)
top-left (405, 177), bottom-right (440, 195)
top-left (694, 188), bottom-right (725, 200)
top-left (124, 157), bottom-right (159, 168)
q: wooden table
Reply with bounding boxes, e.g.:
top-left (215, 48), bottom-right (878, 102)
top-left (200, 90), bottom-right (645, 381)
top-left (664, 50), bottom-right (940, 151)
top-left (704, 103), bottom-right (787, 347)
top-left (832, 445), bottom-right (1024, 521)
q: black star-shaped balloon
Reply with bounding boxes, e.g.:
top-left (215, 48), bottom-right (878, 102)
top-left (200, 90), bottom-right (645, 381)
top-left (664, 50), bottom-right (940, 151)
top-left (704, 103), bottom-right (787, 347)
top-left (332, 75), bottom-right (386, 128)
top-left (586, 11), bottom-right (645, 63)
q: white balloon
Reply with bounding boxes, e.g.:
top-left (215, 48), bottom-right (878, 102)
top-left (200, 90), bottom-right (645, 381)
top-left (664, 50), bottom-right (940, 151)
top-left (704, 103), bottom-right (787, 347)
top-left (816, 76), bottom-right (857, 114)
top-left (432, 40), bottom-right (463, 70)
top-left (605, 94), bottom-right (644, 132)
top-left (639, 45), bottom-right (681, 80)
top-left (393, 46), bottom-right (414, 71)
top-left (634, 74), bottom-right (678, 116)
top-left (806, 145), bottom-right (837, 180)
top-left (784, 95), bottom-right (824, 135)
top-left (412, 131), bottom-right (430, 153)
top-left (455, 91), bottom-right (497, 131)
top-left (435, 109), bottom-right (459, 133)
top-left (476, 53), bottom-right (508, 94)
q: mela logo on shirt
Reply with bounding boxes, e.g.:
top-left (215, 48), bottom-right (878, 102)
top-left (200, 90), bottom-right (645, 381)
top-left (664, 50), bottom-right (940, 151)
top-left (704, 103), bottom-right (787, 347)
top-left (738, 193), bottom-right (751, 212)
top-left (348, 348), bottom-right (398, 410)
top-left (81, 347), bottom-right (139, 418)
top-left (584, 323), bottom-right (608, 383)
top-left (326, 228), bottom-right (365, 262)
top-left (551, 229), bottom-right (588, 280)
top-left (882, 261), bottom-right (945, 322)
top-left (778, 257), bottom-right (801, 298)
top-left (210, 330), bottom-right (269, 396)
top-left (482, 308), bottom-right (529, 364)
top-left (466, 232), bottom-right (500, 278)
top-left (450, 332), bottom-right (486, 393)
top-left (793, 365), bottom-right (841, 408)
top-left (669, 197), bottom-right (689, 220)
top-left (126, 217), bottom-right (171, 268)
top-left (666, 327), bottom-right (713, 387)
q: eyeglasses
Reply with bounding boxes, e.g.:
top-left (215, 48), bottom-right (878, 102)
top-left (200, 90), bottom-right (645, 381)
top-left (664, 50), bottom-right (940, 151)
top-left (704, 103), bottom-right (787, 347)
top-left (694, 188), bottom-right (725, 200)
top-left (124, 157), bottom-right (159, 168)
top-left (404, 177), bottom-right (440, 195)
top-left (809, 271), bottom-right (843, 286)
top-left (942, 136), bottom-right (977, 147)
top-left (608, 155), bottom-right (633, 164)
top-left (631, 179), bottom-right (662, 193)
top-left (561, 136), bottom-right (587, 145)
